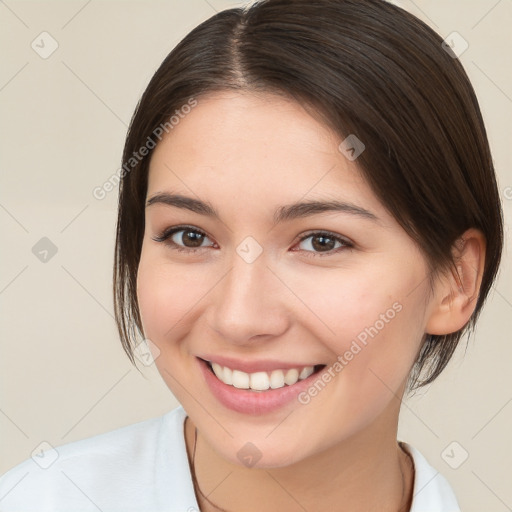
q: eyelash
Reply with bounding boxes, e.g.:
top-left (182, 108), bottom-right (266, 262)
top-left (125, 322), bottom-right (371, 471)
top-left (151, 225), bottom-right (353, 257)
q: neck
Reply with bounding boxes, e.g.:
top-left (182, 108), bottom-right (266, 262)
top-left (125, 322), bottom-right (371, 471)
top-left (184, 405), bottom-right (414, 512)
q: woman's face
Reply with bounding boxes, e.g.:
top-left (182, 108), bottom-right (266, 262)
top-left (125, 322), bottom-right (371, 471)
top-left (137, 91), bottom-right (439, 467)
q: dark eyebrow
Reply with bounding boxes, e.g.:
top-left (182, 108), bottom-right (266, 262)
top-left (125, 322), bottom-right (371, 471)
top-left (146, 193), bottom-right (219, 218)
top-left (146, 192), bottom-right (378, 224)
top-left (273, 200), bottom-right (378, 224)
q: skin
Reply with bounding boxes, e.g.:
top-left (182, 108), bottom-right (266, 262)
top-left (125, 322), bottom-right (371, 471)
top-left (136, 91), bottom-right (485, 511)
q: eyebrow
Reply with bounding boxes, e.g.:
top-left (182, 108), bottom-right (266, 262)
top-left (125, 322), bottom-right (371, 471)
top-left (146, 192), bottom-right (379, 224)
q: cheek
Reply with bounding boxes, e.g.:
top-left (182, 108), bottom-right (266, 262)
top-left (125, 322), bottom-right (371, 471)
top-left (289, 264), bottom-right (422, 342)
top-left (136, 251), bottom-right (211, 401)
top-left (136, 251), bottom-right (205, 344)
top-left (294, 283), bottom-right (427, 444)
top-left (295, 265), bottom-right (427, 392)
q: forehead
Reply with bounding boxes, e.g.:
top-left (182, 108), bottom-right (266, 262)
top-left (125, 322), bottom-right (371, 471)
top-left (146, 91), bottom-right (387, 221)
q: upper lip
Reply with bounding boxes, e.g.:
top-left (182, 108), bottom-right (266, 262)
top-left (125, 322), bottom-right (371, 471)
top-left (198, 355), bottom-right (325, 373)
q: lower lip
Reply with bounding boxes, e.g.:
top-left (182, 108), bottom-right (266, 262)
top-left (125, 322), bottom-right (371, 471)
top-left (197, 358), bottom-right (324, 416)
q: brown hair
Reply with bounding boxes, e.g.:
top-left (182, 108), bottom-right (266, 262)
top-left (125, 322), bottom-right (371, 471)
top-left (114, 0), bottom-right (503, 390)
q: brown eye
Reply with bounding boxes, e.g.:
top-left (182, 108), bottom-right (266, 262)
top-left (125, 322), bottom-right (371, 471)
top-left (152, 226), bottom-right (215, 252)
top-left (174, 229), bottom-right (206, 247)
top-left (311, 234), bottom-right (337, 252)
top-left (296, 231), bottom-right (352, 256)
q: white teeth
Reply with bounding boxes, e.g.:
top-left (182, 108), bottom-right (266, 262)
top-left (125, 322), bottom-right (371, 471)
top-left (232, 370), bottom-right (250, 389)
top-left (223, 366), bottom-right (233, 385)
top-left (299, 366), bottom-right (314, 380)
top-left (212, 362), bottom-right (223, 379)
top-left (250, 372), bottom-right (269, 391)
top-left (284, 368), bottom-right (299, 385)
top-left (270, 369), bottom-right (285, 389)
top-left (208, 362), bottom-right (317, 391)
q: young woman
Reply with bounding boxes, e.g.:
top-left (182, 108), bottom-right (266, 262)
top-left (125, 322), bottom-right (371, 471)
top-left (0, 0), bottom-right (503, 510)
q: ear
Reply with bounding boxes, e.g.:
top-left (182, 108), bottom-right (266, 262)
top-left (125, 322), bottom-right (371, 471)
top-left (425, 228), bottom-right (486, 335)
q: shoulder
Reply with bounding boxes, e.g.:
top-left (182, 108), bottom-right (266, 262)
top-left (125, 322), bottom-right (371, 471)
top-left (400, 442), bottom-right (462, 512)
top-left (0, 406), bottom-right (198, 512)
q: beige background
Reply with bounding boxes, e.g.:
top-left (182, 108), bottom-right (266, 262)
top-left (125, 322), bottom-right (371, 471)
top-left (0, 0), bottom-right (510, 510)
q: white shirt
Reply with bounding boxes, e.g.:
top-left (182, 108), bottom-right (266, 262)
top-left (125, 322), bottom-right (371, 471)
top-left (0, 406), bottom-right (461, 511)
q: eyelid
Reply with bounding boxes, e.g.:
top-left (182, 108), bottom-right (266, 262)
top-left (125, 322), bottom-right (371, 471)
top-left (152, 225), bottom-right (353, 256)
top-left (293, 230), bottom-right (354, 257)
top-left (151, 225), bottom-right (216, 249)
top-left (296, 229), bottom-right (353, 245)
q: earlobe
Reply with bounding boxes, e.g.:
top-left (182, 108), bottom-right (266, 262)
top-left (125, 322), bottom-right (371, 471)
top-left (425, 228), bottom-right (486, 336)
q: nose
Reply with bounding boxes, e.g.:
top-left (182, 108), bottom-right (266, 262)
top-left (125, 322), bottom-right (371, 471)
top-left (206, 251), bottom-right (290, 345)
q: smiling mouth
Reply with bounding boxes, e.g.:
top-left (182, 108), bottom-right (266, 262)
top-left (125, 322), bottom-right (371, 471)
top-left (203, 359), bottom-right (326, 392)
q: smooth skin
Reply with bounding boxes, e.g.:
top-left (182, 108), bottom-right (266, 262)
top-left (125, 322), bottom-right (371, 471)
top-left (136, 91), bottom-right (485, 512)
